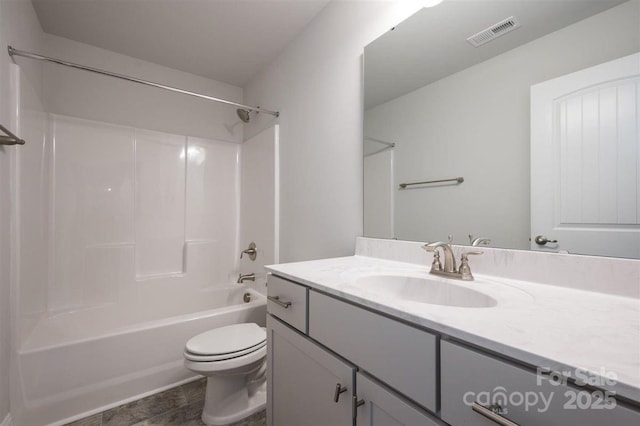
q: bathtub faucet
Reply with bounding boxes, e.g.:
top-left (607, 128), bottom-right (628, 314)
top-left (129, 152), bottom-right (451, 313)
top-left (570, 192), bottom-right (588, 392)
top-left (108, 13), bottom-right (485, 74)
top-left (237, 273), bottom-right (256, 284)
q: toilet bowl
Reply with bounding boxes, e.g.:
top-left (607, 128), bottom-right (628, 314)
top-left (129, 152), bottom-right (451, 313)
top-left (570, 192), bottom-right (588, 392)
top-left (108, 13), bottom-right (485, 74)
top-left (184, 323), bottom-right (267, 425)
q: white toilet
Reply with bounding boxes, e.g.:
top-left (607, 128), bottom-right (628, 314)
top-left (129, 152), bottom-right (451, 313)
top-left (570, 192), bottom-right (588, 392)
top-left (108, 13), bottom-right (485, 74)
top-left (183, 323), bottom-right (267, 426)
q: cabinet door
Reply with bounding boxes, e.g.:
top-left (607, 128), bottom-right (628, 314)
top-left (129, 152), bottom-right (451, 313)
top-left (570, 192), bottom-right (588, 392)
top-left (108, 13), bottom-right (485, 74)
top-left (267, 315), bottom-right (354, 426)
top-left (309, 291), bottom-right (438, 412)
top-left (355, 373), bottom-right (442, 426)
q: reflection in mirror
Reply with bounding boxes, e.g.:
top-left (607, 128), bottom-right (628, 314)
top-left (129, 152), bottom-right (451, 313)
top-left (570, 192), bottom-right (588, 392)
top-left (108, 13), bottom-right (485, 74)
top-left (363, 0), bottom-right (640, 258)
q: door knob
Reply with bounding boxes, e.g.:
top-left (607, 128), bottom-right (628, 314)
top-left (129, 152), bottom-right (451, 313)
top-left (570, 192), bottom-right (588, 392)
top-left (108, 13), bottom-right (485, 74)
top-left (534, 235), bottom-right (558, 245)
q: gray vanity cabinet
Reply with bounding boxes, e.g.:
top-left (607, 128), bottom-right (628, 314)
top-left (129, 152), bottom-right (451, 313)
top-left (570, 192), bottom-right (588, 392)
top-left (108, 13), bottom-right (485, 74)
top-left (266, 275), bottom-right (442, 426)
top-left (267, 315), bottom-right (354, 426)
top-left (355, 373), bottom-right (443, 426)
top-left (266, 273), bottom-right (640, 426)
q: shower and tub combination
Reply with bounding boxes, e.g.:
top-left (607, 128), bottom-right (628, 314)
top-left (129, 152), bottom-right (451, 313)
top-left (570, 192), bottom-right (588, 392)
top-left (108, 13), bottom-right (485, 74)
top-left (7, 47), bottom-right (279, 426)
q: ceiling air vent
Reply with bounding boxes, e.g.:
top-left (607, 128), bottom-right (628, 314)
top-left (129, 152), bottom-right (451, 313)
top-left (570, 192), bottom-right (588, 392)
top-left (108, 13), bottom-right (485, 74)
top-left (467, 16), bottom-right (521, 47)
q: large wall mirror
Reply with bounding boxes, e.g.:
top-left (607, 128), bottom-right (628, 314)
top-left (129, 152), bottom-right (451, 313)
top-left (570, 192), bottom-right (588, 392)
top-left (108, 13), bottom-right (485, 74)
top-left (363, 0), bottom-right (640, 259)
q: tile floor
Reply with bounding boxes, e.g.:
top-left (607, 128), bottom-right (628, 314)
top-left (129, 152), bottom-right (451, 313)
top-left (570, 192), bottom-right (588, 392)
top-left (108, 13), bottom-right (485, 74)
top-left (64, 379), bottom-right (266, 426)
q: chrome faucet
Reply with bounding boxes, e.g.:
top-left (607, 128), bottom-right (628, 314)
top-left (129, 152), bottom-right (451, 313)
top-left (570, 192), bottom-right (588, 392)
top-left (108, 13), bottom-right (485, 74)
top-left (423, 241), bottom-right (457, 273)
top-left (422, 241), bottom-right (483, 281)
top-left (237, 273), bottom-right (256, 284)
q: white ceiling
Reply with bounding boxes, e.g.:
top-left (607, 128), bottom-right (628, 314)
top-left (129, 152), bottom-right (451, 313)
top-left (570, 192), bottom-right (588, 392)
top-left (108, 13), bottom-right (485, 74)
top-left (32, 0), bottom-right (331, 87)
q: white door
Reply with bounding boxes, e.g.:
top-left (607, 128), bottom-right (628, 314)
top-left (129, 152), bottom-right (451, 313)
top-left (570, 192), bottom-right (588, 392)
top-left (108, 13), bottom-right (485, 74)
top-left (531, 53), bottom-right (640, 258)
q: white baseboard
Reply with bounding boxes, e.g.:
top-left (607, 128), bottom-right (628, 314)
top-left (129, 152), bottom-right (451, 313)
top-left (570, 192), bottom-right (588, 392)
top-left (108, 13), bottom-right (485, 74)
top-left (1, 413), bottom-right (12, 426)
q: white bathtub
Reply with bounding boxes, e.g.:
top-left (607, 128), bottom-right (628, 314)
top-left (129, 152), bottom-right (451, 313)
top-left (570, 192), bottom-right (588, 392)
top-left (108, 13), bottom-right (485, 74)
top-left (15, 286), bottom-right (267, 426)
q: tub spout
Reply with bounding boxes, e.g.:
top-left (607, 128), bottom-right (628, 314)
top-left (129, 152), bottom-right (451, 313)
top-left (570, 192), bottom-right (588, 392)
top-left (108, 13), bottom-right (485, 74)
top-left (237, 273), bottom-right (256, 284)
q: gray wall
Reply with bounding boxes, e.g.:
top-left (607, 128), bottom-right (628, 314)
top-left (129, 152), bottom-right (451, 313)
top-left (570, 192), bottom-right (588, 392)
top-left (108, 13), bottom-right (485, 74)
top-left (243, 0), bottom-right (424, 262)
top-left (365, 0), bottom-right (640, 248)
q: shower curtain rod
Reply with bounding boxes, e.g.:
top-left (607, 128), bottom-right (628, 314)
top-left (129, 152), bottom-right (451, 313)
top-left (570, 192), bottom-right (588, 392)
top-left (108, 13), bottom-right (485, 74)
top-left (7, 46), bottom-right (280, 118)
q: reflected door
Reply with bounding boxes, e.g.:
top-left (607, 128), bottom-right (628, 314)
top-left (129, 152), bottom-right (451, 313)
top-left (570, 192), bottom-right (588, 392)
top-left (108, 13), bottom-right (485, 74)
top-left (531, 53), bottom-right (640, 258)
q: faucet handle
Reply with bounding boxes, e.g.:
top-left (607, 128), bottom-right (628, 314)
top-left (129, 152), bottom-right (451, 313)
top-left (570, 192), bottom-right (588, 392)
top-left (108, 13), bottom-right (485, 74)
top-left (430, 250), bottom-right (442, 272)
top-left (423, 243), bottom-right (445, 272)
top-left (240, 242), bottom-right (258, 261)
top-left (459, 251), bottom-right (483, 281)
top-left (461, 250), bottom-right (483, 260)
top-left (422, 241), bottom-right (446, 251)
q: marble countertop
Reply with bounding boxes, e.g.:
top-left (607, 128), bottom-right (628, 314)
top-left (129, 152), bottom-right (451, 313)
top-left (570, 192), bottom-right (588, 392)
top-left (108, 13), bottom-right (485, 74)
top-left (265, 255), bottom-right (640, 403)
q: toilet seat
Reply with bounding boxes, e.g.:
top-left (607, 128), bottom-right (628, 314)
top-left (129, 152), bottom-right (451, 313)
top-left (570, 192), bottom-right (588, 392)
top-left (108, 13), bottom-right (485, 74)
top-left (184, 343), bottom-right (266, 374)
top-left (184, 323), bottom-right (266, 362)
top-left (184, 340), bottom-right (266, 362)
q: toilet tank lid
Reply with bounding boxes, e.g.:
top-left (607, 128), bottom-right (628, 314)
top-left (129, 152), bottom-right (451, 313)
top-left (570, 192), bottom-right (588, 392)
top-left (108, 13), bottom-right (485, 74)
top-left (185, 323), bottom-right (266, 355)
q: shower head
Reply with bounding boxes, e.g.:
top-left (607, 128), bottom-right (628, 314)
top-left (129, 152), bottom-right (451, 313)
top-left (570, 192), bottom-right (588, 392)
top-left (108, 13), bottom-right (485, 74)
top-left (236, 109), bottom-right (251, 123)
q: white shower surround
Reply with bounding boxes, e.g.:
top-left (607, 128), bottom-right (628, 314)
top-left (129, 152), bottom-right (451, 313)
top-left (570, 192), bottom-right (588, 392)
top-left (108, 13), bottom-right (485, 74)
top-left (17, 111), bottom-right (243, 325)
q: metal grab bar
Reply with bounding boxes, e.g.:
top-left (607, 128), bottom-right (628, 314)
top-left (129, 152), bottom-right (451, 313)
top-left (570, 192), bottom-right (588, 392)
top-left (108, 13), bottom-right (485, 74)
top-left (0, 124), bottom-right (25, 146)
top-left (399, 177), bottom-right (463, 189)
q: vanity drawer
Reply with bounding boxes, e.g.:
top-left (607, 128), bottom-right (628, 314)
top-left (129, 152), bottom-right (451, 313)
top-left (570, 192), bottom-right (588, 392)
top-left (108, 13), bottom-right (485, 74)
top-left (441, 340), bottom-right (640, 426)
top-left (308, 291), bottom-right (437, 412)
top-left (267, 274), bottom-right (308, 333)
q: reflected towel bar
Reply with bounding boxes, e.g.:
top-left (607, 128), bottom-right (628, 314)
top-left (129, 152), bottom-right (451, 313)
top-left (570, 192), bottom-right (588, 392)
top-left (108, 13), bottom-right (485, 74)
top-left (0, 124), bottom-right (25, 146)
top-left (399, 177), bottom-right (464, 189)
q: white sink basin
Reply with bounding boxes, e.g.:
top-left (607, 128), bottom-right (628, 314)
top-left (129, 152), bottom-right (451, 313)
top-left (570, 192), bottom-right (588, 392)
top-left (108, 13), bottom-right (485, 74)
top-left (349, 274), bottom-right (497, 308)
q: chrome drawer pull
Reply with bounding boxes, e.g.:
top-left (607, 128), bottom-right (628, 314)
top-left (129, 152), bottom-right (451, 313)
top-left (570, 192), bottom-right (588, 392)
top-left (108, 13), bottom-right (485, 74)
top-left (267, 295), bottom-right (292, 309)
top-left (333, 383), bottom-right (347, 402)
top-left (472, 402), bottom-right (520, 426)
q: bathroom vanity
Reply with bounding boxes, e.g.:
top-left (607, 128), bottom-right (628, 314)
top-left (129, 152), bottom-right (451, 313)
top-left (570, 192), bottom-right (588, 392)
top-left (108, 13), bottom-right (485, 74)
top-left (265, 238), bottom-right (640, 426)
